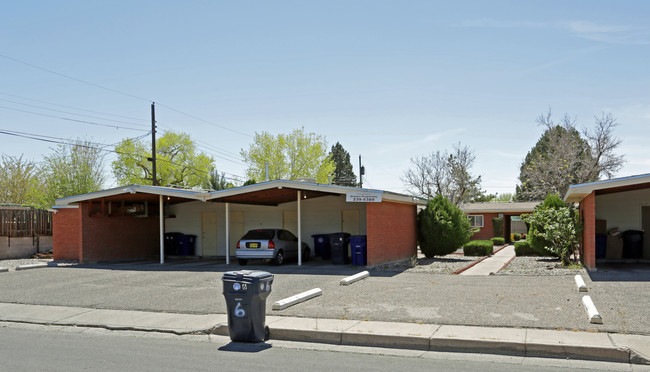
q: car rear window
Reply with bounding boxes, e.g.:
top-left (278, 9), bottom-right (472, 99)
top-left (241, 230), bottom-right (275, 240)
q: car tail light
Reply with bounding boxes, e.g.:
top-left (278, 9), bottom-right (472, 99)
top-left (236, 241), bottom-right (240, 249)
top-left (268, 241), bottom-right (275, 249)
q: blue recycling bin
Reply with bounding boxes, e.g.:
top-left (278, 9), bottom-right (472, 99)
top-left (350, 235), bottom-right (367, 266)
top-left (311, 234), bottom-right (331, 259)
top-left (177, 234), bottom-right (197, 256)
top-left (595, 234), bottom-right (607, 259)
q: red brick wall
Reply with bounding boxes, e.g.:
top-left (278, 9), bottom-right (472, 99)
top-left (53, 207), bottom-right (82, 261)
top-left (580, 192), bottom-right (596, 269)
top-left (53, 203), bottom-right (161, 263)
top-left (470, 212), bottom-right (499, 240)
top-left (366, 202), bottom-right (417, 266)
top-left (80, 204), bottom-right (160, 262)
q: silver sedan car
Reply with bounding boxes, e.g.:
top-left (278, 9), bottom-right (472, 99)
top-left (236, 229), bottom-right (310, 266)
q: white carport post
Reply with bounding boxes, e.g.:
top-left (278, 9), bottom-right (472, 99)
top-left (297, 190), bottom-right (302, 266)
top-left (225, 202), bottom-right (230, 265)
top-left (159, 195), bottom-right (164, 264)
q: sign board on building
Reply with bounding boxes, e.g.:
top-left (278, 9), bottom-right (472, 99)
top-left (346, 191), bottom-right (382, 203)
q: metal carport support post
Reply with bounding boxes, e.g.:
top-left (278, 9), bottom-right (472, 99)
top-left (159, 195), bottom-right (164, 264)
top-left (225, 202), bottom-right (230, 265)
top-left (297, 190), bottom-right (302, 266)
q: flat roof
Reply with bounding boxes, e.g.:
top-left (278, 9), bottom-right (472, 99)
top-left (54, 180), bottom-right (426, 207)
top-left (460, 202), bottom-right (539, 214)
top-left (564, 173), bottom-right (650, 203)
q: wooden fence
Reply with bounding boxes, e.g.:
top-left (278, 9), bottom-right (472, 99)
top-left (0, 208), bottom-right (53, 237)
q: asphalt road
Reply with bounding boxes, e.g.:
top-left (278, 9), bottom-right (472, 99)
top-left (0, 323), bottom-right (639, 372)
top-left (0, 259), bottom-right (647, 335)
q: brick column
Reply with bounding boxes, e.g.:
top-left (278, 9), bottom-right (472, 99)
top-left (580, 192), bottom-right (596, 269)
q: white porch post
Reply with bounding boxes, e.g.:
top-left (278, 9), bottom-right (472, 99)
top-left (159, 195), bottom-right (164, 264)
top-left (225, 202), bottom-right (230, 265)
top-left (297, 190), bottom-right (302, 266)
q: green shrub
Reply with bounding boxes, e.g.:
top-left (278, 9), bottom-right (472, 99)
top-left (417, 195), bottom-right (473, 257)
top-left (464, 240), bottom-right (494, 256)
top-left (523, 194), bottom-right (582, 265)
top-left (514, 241), bottom-right (538, 256)
top-left (521, 233), bottom-right (527, 240)
top-left (491, 237), bottom-right (505, 245)
top-left (492, 217), bottom-right (504, 237)
top-left (513, 233), bottom-right (521, 241)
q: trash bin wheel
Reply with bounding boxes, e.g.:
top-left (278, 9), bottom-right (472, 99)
top-left (238, 259), bottom-right (247, 266)
top-left (264, 326), bottom-right (270, 341)
top-left (273, 250), bottom-right (284, 265)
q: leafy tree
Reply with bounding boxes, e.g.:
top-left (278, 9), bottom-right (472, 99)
top-left (203, 168), bottom-right (234, 190)
top-left (240, 127), bottom-right (335, 183)
top-left (516, 111), bottom-right (624, 201)
top-left (0, 154), bottom-right (43, 206)
top-left (523, 194), bottom-right (581, 266)
top-left (417, 195), bottom-right (473, 257)
top-left (40, 139), bottom-right (106, 208)
top-left (403, 143), bottom-right (483, 205)
top-left (112, 131), bottom-right (213, 187)
top-left (329, 142), bottom-right (357, 186)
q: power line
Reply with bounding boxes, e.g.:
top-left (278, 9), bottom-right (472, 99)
top-left (0, 105), bottom-right (148, 131)
top-left (0, 91), bottom-right (149, 123)
top-left (0, 128), bottom-right (247, 183)
top-left (1, 53), bottom-right (254, 139)
top-left (0, 97), bottom-right (150, 127)
top-left (0, 53), bottom-right (153, 103)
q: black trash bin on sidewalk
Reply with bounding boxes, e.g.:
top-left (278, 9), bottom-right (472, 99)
top-left (222, 270), bottom-right (274, 342)
top-left (329, 233), bottom-right (351, 265)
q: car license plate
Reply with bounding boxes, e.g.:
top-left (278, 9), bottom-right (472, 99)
top-left (249, 242), bottom-right (259, 248)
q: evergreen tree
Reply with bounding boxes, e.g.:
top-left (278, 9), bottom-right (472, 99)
top-left (329, 142), bottom-right (357, 186)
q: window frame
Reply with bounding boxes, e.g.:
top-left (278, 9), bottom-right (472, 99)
top-left (468, 215), bottom-right (484, 228)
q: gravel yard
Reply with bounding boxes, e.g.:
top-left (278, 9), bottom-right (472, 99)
top-left (496, 256), bottom-right (584, 276)
top-left (376, 246), bottom-right (585, 276)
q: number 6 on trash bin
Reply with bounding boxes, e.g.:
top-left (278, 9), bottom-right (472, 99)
top-left (234, 302), bottom-right (246, 318)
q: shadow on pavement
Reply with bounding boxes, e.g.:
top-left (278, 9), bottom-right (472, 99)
top-left (587, 262), bottom-right (650, 282)
top-left (218, 342), bottom-right (272, 353)
top-left (56, 257), bottom-right (404, 277)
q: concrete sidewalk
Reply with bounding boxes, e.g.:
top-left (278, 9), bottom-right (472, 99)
top-left (0, 302), bottom-right (648, 365)
top-left (460, 245), bottom-right (516, 275)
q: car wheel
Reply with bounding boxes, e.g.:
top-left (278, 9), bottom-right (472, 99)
top-left (302, 246), bottom-right (310, 262)
top-left (238, 259), bottom-right (247, 266)
top-left (274, 250), bottom-right (284, 265)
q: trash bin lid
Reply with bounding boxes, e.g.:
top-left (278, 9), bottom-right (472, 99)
top-left (222, 270), bottom-right (273, 283)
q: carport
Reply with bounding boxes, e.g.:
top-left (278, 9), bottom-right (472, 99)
top-left (565, 173), bottom-right (650, 270)
top-left (53, 180), bottom-right (425, 266)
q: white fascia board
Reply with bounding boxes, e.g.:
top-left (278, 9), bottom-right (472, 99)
top-left (54, 185), bottom-right (206, 206)
top-left (564, 173), bottom-right (650, 202)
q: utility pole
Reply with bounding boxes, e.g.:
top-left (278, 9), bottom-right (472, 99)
top-left (358, 155), bottom-right (365, 188)
top-left (151, 102), bottom-right (157, 186)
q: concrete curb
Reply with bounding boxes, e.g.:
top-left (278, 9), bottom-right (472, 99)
top-left (272, 288), bottom-right (322, 310)
top-left (0, 302), bottom-right (647, 365)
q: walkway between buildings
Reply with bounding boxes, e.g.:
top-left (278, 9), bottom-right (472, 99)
top-left (459, 245), bottom-right (516, 276)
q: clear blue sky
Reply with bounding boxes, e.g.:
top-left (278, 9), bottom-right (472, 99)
top-left (2, 1), bottom-right (649, 195)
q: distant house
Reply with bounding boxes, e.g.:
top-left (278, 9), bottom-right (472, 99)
top-left (460, 202), bottom-right (538, 242)
top-left (564, 173), bottom-right (650, 270)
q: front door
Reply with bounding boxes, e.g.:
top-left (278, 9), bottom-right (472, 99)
top-left (642, 207), bottom-right (650, 259)
top-left (201, 212), bottom-right (218, 256)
